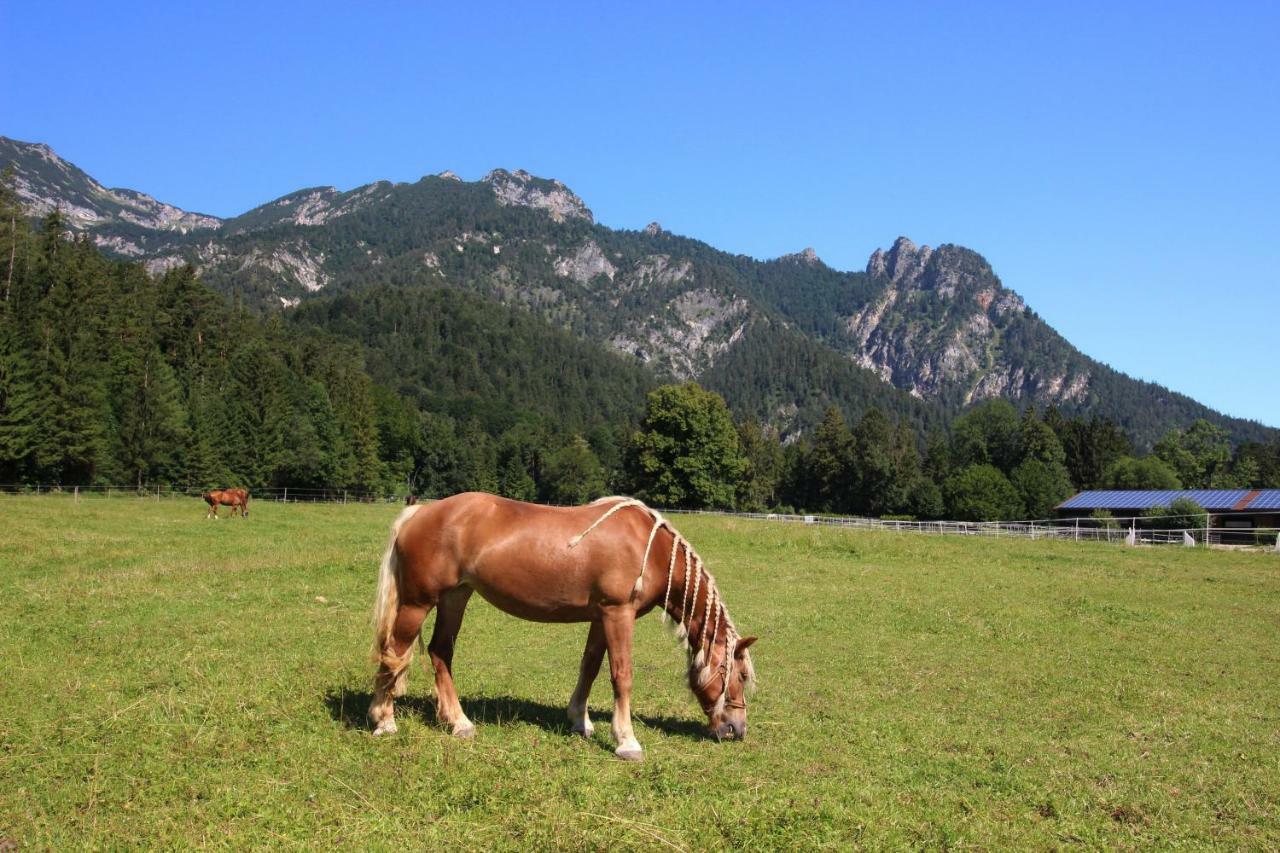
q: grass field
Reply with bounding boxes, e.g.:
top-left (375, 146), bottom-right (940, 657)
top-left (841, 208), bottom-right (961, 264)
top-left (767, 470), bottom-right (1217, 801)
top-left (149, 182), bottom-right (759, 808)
top-left (1, 496), bottom-right (1277, 849)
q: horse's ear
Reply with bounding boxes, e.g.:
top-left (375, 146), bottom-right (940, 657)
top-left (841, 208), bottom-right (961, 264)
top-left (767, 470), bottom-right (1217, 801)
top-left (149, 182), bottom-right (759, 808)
top-left (735, 636), bottom-right (758, 654)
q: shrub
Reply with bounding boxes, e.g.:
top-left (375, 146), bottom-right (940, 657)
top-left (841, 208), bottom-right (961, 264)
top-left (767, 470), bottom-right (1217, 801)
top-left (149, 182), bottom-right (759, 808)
top-left (1141, 497), bottom-right (1207, 531)
top-left (1010, 458), bottom-right (1074, 519)
top-left (945, 464), bottom-right (1024, 521)
top-left (1102, 456), bottom-right (1181, 490)
top-left (1089, 509), bottom-right (1120, 530)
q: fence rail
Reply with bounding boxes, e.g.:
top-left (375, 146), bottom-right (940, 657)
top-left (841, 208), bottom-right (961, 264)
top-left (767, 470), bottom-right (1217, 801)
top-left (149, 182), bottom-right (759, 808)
top-left (3, 484), bottom-right (1278, 552)
top-left (664, 509), bottom-right (1280, 551)
top-left (0, 483), bottom-right (399, 503)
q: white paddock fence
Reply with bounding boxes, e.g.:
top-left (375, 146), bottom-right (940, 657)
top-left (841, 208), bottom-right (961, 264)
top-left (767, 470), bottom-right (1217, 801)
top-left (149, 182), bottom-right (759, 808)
top-left (3, 484), bottom-right (1277, 553)
top-left (663, 509), bottom-right (1280, 553)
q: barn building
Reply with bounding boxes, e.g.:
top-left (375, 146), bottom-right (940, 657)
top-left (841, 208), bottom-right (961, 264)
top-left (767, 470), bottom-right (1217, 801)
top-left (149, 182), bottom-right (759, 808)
top-left (1057, 489), bottom-right (1280, 534)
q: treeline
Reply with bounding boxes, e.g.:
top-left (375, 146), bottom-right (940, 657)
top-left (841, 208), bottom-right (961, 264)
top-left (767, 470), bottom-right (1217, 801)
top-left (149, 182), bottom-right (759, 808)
top-left (3, 187), bottom-right (1279, 518)
top-left (762, 400), bottom-right (1280, 520)
top-left (0, 205), bottom-right (388, 491)
top-left (0, 196), bottom-right (647, 498)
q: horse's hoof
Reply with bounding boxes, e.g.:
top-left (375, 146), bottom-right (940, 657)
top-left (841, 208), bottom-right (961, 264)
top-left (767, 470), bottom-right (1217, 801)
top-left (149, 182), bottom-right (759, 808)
top-left (452, 724), bottom-right (476, 739)
top-left (615, 746), bottom-right (644, 762)
top-left (372, 720), bottom-right (397, 736)
top-left (572, 725), bottom-right (594, 739)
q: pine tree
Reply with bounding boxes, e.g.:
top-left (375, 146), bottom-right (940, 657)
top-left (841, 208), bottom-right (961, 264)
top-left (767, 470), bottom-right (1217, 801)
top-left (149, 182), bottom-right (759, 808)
top-left (0, 319), bottom-right (38, 480)
top-left (498, 453), bottom-right (538, 501)
top-left (735, 418), bottom-right (783, 511)
top-left (112, 346), bottom-right (188, 488)
top-left (810, 406), bottom-right (854, 512)
top-left (225, 342), bottom-right (292, 487)
top-left (851, 407), bottom-right (901, 516)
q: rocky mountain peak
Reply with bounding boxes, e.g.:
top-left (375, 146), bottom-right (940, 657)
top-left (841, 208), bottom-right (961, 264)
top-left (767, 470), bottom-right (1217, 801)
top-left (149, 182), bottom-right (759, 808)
top-left (1, 135), bottom-right (222, 235)
top-left (867, 236), bottom-right (933, 284)
top-left (482, 168), bottom-right (593, 223)
top-left (437, 170), bottom-right (461, 181)
top-left (643, 221), bottom-right (663, 236)
top-left (779, 246), bottom-right (824, 267)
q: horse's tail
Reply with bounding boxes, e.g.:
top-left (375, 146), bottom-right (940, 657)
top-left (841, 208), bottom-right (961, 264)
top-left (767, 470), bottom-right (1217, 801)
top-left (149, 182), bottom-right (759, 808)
top-left (371, 504), bottom-right (423, 664)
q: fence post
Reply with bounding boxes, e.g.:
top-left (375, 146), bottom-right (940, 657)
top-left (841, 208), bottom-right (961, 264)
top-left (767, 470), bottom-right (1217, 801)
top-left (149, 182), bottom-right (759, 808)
top-left (283, 487), bottom-right (288, 503)
top-left (343, 490), bottom-right (348, 505)
top-left (156, 485), bottom-right (160, 502)
top-left (74, 486), bottom-right (79, 503)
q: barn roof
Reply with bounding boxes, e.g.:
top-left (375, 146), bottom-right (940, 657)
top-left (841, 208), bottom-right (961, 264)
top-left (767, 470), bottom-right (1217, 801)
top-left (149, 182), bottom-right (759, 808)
top-left (1057, 489), bottom-right (1280, 512)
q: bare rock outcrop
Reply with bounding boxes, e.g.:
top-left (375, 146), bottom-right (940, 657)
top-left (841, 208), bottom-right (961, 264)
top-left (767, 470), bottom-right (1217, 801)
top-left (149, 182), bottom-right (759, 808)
top-left (484, 169), bottom-right (593, 223)
top-left (554, 240), bottom-right (616, 283)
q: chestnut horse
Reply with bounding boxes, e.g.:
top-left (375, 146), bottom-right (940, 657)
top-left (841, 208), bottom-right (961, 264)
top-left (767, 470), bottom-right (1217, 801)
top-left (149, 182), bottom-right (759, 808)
top-left (369, 493), bottom-right (757, 761)
top-left (203, 488), bottom-right (249, 519)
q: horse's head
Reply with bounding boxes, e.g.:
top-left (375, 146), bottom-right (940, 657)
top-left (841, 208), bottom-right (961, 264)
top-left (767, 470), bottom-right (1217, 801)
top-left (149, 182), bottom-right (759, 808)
top-left (690, 635), bottom-right (757, 741)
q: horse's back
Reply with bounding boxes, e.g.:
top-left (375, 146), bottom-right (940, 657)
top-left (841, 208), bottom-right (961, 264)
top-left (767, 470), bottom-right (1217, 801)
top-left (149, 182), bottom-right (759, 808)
top-left (396, 493), bottom-right (650, 621)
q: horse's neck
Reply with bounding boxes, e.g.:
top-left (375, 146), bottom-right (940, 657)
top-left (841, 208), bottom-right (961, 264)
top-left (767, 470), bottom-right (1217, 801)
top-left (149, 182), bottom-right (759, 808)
top-left (665, 558), bottom-right (724, 650)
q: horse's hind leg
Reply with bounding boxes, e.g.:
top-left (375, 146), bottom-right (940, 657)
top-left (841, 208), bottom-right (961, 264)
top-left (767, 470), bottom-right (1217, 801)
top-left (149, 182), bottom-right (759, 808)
top-left (568, 620), bottom-right (605, 738)
top-left (369, 602), bottom-right (432, 736)
top-left (427, 586), bottom-right (475, 738)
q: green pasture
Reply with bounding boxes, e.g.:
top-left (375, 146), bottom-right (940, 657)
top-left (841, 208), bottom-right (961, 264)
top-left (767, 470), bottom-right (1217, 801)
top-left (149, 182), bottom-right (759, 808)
top-left (0, 496), bottom-right (1277, 849)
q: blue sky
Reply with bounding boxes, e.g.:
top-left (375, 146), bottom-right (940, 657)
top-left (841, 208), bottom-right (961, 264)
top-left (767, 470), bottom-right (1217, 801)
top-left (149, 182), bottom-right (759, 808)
top-left (3, 1), bottom-right (1278, 427)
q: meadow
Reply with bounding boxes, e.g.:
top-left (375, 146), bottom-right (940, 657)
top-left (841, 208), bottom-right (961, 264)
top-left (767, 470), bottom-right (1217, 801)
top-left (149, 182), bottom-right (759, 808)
top-left (1, 496), bottom-right (1277, 849)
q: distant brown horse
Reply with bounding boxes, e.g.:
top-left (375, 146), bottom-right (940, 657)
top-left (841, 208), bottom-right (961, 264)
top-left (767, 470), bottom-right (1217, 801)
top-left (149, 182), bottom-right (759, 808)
top-left (369, 493), bottom-right (757, 761)
top-left (203, 488), bottom-right (249, 519)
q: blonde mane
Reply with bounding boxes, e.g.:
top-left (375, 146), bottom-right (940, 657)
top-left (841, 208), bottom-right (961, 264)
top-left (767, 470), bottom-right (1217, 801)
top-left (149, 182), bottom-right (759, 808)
top-left (569, 497), bottom-right (754, 707)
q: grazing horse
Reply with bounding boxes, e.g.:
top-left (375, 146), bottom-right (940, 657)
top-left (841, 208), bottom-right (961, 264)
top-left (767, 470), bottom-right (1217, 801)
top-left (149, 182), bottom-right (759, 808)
top-left (369, 493), bottom-right (757, 761)
top-left (203, 488), bottom-right (249, 519)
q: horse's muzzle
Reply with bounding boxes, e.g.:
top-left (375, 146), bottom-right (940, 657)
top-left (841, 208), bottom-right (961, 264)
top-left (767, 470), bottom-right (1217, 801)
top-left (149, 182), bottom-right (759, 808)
top-left (715, 719), bottom-right (746, 741)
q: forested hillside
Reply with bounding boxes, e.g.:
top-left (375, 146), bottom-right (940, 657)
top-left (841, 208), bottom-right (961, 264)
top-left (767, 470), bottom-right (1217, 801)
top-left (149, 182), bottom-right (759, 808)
top-left (0, 195), bottom-right (654, 498)
top-left (4, 135), bottom-right (1273, 450)
top-left (4, 192), bottom-right (1278, 520)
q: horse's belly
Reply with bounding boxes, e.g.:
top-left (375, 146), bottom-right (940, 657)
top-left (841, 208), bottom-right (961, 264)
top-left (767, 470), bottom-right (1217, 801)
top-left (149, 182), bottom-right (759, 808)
top-left (464, 559), bottom-right (598, 623)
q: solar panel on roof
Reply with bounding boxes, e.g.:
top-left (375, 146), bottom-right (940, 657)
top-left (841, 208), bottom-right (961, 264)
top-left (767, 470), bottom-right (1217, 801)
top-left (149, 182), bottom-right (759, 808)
top-left (1058, 490), bottom-right (1177, 510)
top-left (1185, 490), bottom-right (1249, 510)
top-left (1056, 489), bottom-right (1259, 511)
top-left (1245, 490), bottom-right (1280, 510)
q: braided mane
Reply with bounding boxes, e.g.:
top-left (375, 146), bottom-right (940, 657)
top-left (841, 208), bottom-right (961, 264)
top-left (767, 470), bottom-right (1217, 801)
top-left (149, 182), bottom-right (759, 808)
top-left (569, 496), bottom-right (754, 707)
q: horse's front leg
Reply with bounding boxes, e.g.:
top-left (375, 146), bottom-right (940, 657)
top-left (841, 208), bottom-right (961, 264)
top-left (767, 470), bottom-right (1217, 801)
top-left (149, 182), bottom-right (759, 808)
top-left (602, 607), bottom-right (643, 761)
top-left (568, 620), bottom-right (606, 738)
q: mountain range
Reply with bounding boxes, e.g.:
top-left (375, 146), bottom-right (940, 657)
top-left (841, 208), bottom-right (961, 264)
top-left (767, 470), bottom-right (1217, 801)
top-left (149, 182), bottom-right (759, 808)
top-left (2, 134), bottom-right (1272, 448)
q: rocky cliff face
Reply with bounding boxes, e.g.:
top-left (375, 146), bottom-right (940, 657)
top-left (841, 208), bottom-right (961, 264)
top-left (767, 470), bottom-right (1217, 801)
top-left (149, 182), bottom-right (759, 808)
top-left (483, 169), bottom-right (593, 223)
top-left (846, 237), bottom-right (1089, 408)
top-left (0, 137), bottom-right (222, 238)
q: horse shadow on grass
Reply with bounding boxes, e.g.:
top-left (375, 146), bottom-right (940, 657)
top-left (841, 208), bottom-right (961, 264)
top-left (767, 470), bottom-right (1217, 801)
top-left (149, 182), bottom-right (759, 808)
top-left (324, 688), bottom-right (708, 745)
